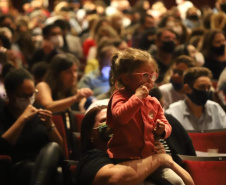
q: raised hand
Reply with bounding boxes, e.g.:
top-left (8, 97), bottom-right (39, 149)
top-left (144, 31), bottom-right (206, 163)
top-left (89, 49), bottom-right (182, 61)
top-left (38, 109), bottom-right (53, 128)
top-left (135, 85), bottom-right (149, 99)
top-left (21, 105), bottom-right (38, 122)
top-left (75, 88), bottom-right (93, 102)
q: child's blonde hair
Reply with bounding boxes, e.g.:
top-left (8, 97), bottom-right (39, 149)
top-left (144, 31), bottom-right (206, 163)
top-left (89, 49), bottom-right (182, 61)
top-left (110, 48), bottom-right (158, 89)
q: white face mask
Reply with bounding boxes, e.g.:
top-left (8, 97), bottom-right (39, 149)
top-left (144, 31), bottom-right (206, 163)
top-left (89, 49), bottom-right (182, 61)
top-left (195, 52), bottom-right (205, 66)
top-left (50, 35), bottom-right (64, 48)
top-left (16, 94), bottom-right (35, 110)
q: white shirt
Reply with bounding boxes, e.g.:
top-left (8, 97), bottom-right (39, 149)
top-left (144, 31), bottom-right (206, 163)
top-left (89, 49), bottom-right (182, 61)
top-left (165, 100), bottom-right (226, 131)
top-left (159, 83), bottom-right (186, 110)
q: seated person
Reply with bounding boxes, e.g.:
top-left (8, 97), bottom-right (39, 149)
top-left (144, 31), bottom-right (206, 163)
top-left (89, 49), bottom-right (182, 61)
top-left (160, 55), bottom-right (196, 109)
top-left (35, 53), bottom-right (93, 113)
top-left (0, 68), bottom-right (64, 185)
top-left (78, 46), bottom-right (117, 97)
top-left (74, 106), bottom-right (194, 185)
top-left (166, 67), bottom-right (226, 130)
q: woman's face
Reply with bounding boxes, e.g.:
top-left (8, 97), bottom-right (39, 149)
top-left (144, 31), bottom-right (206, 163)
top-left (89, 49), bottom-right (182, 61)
top-left (212, 32), bottom-right (226, 47)
top-left (60, 63), bottom-right (78, 89)
top-left (94, 108), bottom-right (107, 128)
top-left (10, 79), bottom-right (36, 110)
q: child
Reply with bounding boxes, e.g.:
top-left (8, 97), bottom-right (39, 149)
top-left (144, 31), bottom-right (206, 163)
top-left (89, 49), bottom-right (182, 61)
top-left (107, 48), bottom-right (186, 185)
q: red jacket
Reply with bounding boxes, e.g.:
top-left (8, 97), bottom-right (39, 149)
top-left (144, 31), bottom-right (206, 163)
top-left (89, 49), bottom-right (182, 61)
top-left (107, 89), bottom-right (171, 159)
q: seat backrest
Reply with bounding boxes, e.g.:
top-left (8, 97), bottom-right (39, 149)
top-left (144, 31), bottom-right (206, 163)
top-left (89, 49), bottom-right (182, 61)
top-left (52, 114), bottom-right (70, 159)
top-left (187, 129), bottom-right (226, 153)
top-left (72, 111), bottom-right (85, 133)
top-left (181, 155), bottom-right (226, 185)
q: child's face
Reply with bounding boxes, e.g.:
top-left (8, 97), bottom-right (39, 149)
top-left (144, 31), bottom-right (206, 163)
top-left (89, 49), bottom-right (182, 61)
top-left (124, 62), bottom-right (157, 92)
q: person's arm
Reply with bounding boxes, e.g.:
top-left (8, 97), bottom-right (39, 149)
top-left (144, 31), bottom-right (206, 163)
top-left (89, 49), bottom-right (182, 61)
top-left (93, 153), bottom-right (194, 185)
top-left (1, 105), bottom-right (38, 145)
top-left (38, 109), bottom-right (64, 150)
top-left (36, 82), bottom-right (93, 113)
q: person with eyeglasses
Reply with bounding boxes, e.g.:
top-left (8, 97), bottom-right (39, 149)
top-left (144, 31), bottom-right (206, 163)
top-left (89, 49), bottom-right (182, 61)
top-left (0, 68), bottom-right (64, 185)
top-left (106, 48), bottom-right (194, 185)
top-left (159, 55), bottom-right (196, 109)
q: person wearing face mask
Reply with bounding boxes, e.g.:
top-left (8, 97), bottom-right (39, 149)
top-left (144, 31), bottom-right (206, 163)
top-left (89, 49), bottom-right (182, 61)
top-left (0, 68), bottom-right (64, 185)
top-left (213, 0), bottom-right (226, 13)
top-left (159, 55), bottom-right (196, 110)
top-left (30, 23), bottom-right (64, 70)
top-left (148, 27), bottom-right (179, 84)
top-left (166, 67), bottom-right (226, 131)
top-left (201, 29), bottom-right (226, 80)
top-left (74, 105), bottom-right (194, 185)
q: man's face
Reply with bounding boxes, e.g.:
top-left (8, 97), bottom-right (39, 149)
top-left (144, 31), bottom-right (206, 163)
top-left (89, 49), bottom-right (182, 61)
top-left (160, 30), bottom-right (177, 45)
top-left (49, 27), bottom-right (62, 38)
top-left (193, 76), bottom-right (212, 92)
top-left (171, 63), bottom-right (189, 84)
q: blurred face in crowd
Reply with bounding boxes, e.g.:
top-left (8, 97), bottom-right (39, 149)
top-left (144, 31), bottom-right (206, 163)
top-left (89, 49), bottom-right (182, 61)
top-left (157, 30), bottom-right (177, 53)
top-left (60, 63), bottom-right (78, 90)
top-left (171, 63), bottom-right (189, 91)
top-left (212, 32), bottom-right (226, 48)
top-left (9, 79), bottom-right (36, 111)
top-left (144, 16), bottom-right (155, 29)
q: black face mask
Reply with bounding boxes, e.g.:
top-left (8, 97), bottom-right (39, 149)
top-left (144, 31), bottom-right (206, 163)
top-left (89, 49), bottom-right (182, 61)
top-left (170, 78), bottom-right (183, 91)
top-left (186, 87), bottom-right (212, 106)
top-left (161, 41), bottom-right (176, 53)
top-left (220, 3), bottom-right (226, 13)
top-left (188, 15), bottom-right (199, 21)
top-left (212, 44), bottom-right (225, 56)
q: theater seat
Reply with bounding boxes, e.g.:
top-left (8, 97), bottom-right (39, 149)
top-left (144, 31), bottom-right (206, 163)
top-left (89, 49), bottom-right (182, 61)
top-left (52, 113), bottom-right (70, 159)
top-left (187, 129), bottom-right (226, 153)
top-left (180, 155), bottom-right (226, 185)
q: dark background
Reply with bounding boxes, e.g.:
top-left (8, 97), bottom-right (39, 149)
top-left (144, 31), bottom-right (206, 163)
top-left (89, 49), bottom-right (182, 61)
top-left (12, 0), bottom-right (215, 13)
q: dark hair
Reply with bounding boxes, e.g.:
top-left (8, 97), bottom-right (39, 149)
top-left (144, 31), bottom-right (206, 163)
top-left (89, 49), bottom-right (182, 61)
top-left (45, 53), bottom-right (79, 98)
top-left (42, 23), bottom-right (59, 39)
top-left (156, 27), bottom-right (178, 41)
top-left (183, 67), bottom-right (212, 87)
top-left (4, 68), bottom-right (33, 93)
top-left (200, 29), bottom-right (225, 58)
top-left (0, 15), bottom-right (13, 26)
top-left (54, 19), bottom-right (71, 32)
top-left (81, 105), bottom-right (107, 153)
top-left (32, 61), bottom-right (49, 84)
top-left (174, 55), bottom-right (196, 67)
top-left (149, 84), bottom-right (162, 101)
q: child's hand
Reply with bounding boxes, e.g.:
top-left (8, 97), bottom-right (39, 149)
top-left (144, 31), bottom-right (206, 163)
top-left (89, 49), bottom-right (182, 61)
top-left (154, 119), bottom-right (165, 138)
top-left (135, 85), bottom-right (149, 99)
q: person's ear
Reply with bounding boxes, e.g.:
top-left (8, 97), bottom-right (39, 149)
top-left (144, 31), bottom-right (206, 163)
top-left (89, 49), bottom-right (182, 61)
top-left (184, 84), bottom-right (192, 94)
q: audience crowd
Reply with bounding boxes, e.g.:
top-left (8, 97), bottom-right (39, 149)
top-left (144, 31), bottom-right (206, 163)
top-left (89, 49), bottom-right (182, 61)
top-left (0, 0), bottom-right (226, 184)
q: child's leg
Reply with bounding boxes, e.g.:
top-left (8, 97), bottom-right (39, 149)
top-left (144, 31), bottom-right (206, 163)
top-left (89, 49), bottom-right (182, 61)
top-left (146, 167), bottom-right (185, 185)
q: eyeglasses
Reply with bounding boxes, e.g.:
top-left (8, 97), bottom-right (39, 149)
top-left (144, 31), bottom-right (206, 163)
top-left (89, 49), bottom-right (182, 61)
top-left (17, 89), bottom-right (39, 100)
top-left (133, 72), bottom-right (158, 82)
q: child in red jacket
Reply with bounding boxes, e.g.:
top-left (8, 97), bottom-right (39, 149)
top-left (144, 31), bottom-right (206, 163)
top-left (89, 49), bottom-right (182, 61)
top-left (107, 48), bottom-right (186, 185)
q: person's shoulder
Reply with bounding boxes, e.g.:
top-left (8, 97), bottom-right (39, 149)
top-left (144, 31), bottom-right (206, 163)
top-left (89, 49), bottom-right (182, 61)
top-left (166, 100), bottom-right (184, 111)
top-left (206, 100), bottom-right (225, 111)
top-left (159, 83), bottom-right (172, 91)
top-left (36, 81), bottom-right (51, 90)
